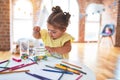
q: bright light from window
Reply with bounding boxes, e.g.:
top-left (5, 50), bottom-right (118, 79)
top-left (85, 3), bottom-right (104, 41)
top-left (14, 0), bottom-right (33, 19)
top-left (13, 0), bottom-right (33, 43)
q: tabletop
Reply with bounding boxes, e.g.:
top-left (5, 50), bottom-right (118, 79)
top-left (0, 56), bottom-right (96, 80)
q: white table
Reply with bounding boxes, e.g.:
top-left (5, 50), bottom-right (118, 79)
top-left (0, 57), bottom-right (96, 80)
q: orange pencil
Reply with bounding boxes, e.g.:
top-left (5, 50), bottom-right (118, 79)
top-left (0, 70), bottom-right (29, 74)
top-left (62, 61), bottom-right (82, 69)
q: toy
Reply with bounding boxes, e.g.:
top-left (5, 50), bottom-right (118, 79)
top-left (21, 54), bottom-right (29, 60)
top-left (33, 55), bottom-right (47, 62)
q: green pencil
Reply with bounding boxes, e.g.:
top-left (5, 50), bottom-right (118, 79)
top-left (4, 60), bottom-right (10, 67)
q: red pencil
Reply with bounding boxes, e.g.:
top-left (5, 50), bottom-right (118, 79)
top-left (11, 62), bottom-right (36, 70)
top-left (75, 74), bottom-right (83, 80)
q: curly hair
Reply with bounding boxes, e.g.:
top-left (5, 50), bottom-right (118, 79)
top-left (47, 6), bottom-right (71, 30)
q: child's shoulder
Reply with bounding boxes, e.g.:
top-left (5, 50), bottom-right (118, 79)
top-left (62, 33), bottom-right (74, 40)
top-left (63, 33), bottom-right (73, 37)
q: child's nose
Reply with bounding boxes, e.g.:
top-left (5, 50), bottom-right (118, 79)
top-left (48, 31), bottom-right (52, 36)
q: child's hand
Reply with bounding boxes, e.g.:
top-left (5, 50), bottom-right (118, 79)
top-left (33, 26), bottom-right (40, 32)
top-left (33, 26), bottom-right (41, 39)
top-left (45, 46), bottom-right (55, 53)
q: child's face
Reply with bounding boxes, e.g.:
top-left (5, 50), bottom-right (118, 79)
top-left (47, 23), bottom-right (66, 40)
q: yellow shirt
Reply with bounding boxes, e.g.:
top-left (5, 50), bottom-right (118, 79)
top-left (40, 29), bottom-right (74, 59)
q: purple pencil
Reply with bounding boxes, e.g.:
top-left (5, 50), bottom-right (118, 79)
top-left (0, 60), bottom-right (9, 64)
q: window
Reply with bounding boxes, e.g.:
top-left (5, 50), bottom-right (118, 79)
top-left (13, 0), bottom-right (33, 43)
top-left (85, 13), bottom-right (100, 41)
top-left (85, 3), bottom-right (104, 42)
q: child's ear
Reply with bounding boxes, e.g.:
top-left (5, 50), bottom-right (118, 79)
top-left (63, 28), bottom-right (66, 32)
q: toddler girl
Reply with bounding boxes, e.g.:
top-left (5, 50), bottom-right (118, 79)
top-left (33, 6), bottom-right (74, 59)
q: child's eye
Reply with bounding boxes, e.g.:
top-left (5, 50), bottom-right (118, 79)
top-left (48, 30), bottom-right (56, 34)
top-left (52, 32), bottom-right (56, 34)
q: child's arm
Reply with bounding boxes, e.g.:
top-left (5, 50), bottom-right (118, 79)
top-left (33, 26), bottom-right (41, 39)
top-left (45, 40), bottom-right (71, 54)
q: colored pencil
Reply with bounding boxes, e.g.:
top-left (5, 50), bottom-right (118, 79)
top-left (60, 63), bottom-right (87, 75)
top-left (11, 62), bottom-right (36, 70)
top-left (4, 60), bottom-right (10, 67)
top-left (28, 58), bottom-right (38, 64)
top-left (45, 65), bottom-right (61, 70)
top-left (0, 62), bottom-right (36, 72)
top-left (62, 61), bottom-right (82, 69)
top-left (58, 72), bottom-right (64, 80)
top-left (75, 74), bottom-right (83, 80)
top-left (0, 66), bottom-right (10, 69)
top-left (0, 60), bottom-right (9, 64)
top-left (0, 64), bottom-right (24, 72)
top-left (0, 70), bottom-right (29, 74)
top-left (26, 72), bottom-right (52, 80)
top-left (55, 64), bottom-right (80, 75)
top-left (42, 69), bottom-right (73, 75)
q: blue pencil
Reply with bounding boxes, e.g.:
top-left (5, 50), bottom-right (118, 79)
top-left (26, 72), bottom-right (52, 80)
top-left (58, 72), bottom-right (64, 80)
top-left (42, 69), bottom-right (73, 75)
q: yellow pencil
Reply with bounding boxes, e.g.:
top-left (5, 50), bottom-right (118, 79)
top-left (0, 70), bottom-right (29, 74)
top-left (55, 64), bottom-right (80, 75)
